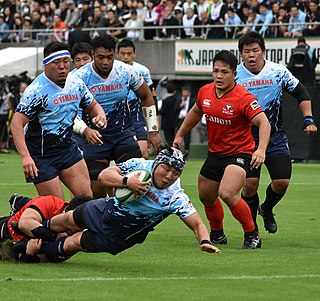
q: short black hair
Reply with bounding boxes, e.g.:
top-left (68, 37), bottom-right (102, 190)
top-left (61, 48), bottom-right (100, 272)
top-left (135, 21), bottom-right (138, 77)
top-left (71, 42), bottom-right (93, 60)
top-left (117, 38), bottom-right (136, 52)
top-left (44, 41), bottom-right (69, 58)
top-left (212, 50), bottom-right (238, 72)
top-left (166, 82), bottom-right (176, 93)
top-left (238, 31), bottom-right (266, 53)
top-left (92, 34), bottom-right (117, 51)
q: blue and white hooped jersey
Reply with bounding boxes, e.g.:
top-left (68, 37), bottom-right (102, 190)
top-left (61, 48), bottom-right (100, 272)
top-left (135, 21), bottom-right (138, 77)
top-left (74, 60), bottom-right (144, 133)
top-left (16, 72), bottom-right (93, 155)
top-left (236, 60), bottom-right (299, 136)
top-left (110, 158), bottom-right (196, 228)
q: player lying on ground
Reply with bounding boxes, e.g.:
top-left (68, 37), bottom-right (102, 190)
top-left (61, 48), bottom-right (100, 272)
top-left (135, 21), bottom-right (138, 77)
top-left (33, 147), bottom-right (220, 259)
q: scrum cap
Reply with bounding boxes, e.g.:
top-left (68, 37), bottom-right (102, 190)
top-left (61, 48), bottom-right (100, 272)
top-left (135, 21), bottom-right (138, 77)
top-left (153, 147), bottom-right (186, 172)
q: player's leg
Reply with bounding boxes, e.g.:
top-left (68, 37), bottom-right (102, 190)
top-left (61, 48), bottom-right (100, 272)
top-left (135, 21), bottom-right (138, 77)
top-left (35, 177), bottom-right (65, 200)
top-left (219, 159), bottom-right (260, 249)
top-left (198, 155), bottom-right (225, 244)
top-left (259, 156), bottom-right (291, 234)
top-left (60, 159), bottom-right (93, 199)
top-left (131, 108), bottom-right (149, 159)
top-left (241, 166), bottom-right (261, 231)
top-left (85, 159), bottom-right (110, 199)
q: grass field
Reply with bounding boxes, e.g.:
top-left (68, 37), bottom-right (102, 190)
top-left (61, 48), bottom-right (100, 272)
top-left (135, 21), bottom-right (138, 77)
top-left (0, 153), bottom-right (319, 301)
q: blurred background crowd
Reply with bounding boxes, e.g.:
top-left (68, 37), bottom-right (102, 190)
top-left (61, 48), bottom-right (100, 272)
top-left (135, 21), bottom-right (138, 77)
top-left (0, 0), bottom-right (319, 43)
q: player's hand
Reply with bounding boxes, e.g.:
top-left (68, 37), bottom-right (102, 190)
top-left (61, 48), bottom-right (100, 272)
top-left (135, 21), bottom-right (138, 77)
top-left (304, 124), bottom-right (317, 135)
top-left (148, 132), bottom-right (162, 155)
top-left (127, 173), bottom-right (150, 197)
top-left (250, 148), bottom-right (265, 169)
top-left (83, 128), bottom-right (103, 145)
top-left (21, 154), bottom-right (39, 179)
top-left (201, 243), bottom-right (221, 254)
top-left (172, 136), bottom-right (183, 150)
top-left (92, 116), bottom-right (107, 130)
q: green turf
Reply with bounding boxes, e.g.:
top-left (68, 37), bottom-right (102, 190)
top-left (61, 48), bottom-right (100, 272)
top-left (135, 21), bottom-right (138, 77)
top-left (0, 153), bottom-right (320, 301)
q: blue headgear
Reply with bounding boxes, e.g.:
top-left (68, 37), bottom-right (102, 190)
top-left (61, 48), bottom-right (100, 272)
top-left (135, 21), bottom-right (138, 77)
top-left (153, 147), bottom-right (186, 172)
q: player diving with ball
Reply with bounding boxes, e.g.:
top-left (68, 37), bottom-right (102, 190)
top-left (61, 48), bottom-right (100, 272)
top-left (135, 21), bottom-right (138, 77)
top-left (30, 147), bottom-right (220, 258)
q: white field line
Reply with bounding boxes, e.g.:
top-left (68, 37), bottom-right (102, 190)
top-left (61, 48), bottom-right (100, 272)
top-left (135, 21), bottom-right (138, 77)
top-left (8, 274), bottom-right (320, 282)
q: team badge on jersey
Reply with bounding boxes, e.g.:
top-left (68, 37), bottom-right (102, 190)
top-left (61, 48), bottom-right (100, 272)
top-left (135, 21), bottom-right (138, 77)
top-left (203, 98), bottom-right (211, 107)
top-left (223, 104), bottom-right (234, 115)
top-left (250, 99), bottom-right (260, 110)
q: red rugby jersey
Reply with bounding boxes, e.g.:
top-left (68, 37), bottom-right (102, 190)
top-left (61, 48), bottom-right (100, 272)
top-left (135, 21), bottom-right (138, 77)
top-left (8, 195), bottom-right (68, 241)
top-left (197, 83), bottom-right (263, 155)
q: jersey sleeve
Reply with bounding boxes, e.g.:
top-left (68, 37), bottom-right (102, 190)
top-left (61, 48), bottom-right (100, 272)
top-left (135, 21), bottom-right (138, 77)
top-left (280, 64), bottom-right (299, 93)
top-left (116, 158), bottom-right (146, 175)
top-left (168, 191), bottom-right (197, 219)
top-left (129, 67), bottom-right (144, 92)
top-left (16, 86), bottom-right (42, 120)
top-left (142, 67), bottom-right (153, 87)
top-left (196, 86), bottom-right (204, 110)
top-left (241, 91), bottom-right (263, 120)
top-left (72, 75), bottom-right (93, 110)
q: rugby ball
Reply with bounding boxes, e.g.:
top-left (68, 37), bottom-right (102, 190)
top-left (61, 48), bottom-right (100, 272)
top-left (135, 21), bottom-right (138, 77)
top-left (115, 169), bottom-right (151, 203)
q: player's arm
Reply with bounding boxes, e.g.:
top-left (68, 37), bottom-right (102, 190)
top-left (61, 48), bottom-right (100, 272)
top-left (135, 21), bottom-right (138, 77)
top-left (73, 115), bottom-right (103, 146)
top-left (98, 166), bottom-right (149, 195)
top-left (18, 207), bottom-right (46, 237)
top-left (288, 82), bottom-right (317, 135)
top-left (84, 99), bottom-right (107, 129)
top-left (182, 212), bottom-right (220, 254)
top-left (135, 81), bottom-right (162, 153)
top-left (98, 165), bottom-right (124, 189)
top-left (11, 112), bottom-right (39, 179)
top-left (250, 112), bottom-right (270, 169)
top-left (173, 104), bottom-right (202, 149)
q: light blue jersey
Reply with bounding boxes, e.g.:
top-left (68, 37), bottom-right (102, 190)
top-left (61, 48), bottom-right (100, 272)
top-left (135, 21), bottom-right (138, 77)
top-left (127, 61), bottom-right (152, 137)
top-left (236, 60), bottom-right (299, 136)
top-left (16, 72), bottom-right (93, 155)
top-left (79, 157), bottom-right (196, 254)
top-left (74, 60), bottom-right (144, 133)
top-left (114, 158), bottom-right (196, 222)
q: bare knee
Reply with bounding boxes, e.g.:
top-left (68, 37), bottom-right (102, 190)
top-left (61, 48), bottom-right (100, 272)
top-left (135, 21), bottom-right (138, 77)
top-left (242, 178), bottom-right (260, 197)
top-left (272, 179), bottom-right (289, 195)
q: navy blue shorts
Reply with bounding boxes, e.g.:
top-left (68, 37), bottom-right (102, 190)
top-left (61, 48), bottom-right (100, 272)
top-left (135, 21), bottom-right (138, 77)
top-left (200, 152), bottom-right (251, 182)
top-left (246, 155), bottom-right (292, 180)
top-left (73, 198), bottom-right (149, 255)
top-left (27, 144), bottom-right (83, 184)
top-left (83, 128), bottom-right (141, 161)
top-left (72, 133), bottom-right (86, 151)
top-left (255, 132), bottom-right (290, 157)
top-left (130, 108), bottom-right (148, 141)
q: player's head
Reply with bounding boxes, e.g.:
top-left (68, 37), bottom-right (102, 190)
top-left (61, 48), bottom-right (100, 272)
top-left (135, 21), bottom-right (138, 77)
top-left (43, 41), bottom-right (71, 86)
top-left (238, 32), bottom-right (266, 53)
top-left (92, 34), bottom-right (117, 77)
top-left (117, 39), bottom-right (136, 65)
top-left (71, 42), bottom-right (93, 69)
top-left (213, 50), bottom-right (238, 72)
top-left (152, 146), bottom-right (186, 189)
top-left (238, 32), bottom-right (265, 74)
top-left (92, 34), bottom-right (117, 52)
top-left (212, 50), bottom-right (237, 93)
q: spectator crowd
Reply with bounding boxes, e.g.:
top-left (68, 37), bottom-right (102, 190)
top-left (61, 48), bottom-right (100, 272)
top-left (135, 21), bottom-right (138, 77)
top-left (0, 0), bottom-right (319, 43)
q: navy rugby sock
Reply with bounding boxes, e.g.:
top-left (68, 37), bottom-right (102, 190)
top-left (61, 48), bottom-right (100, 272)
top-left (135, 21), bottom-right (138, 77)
top-left (241, 193), bottom-right (259, 230)
top-left (41, 236), bottom-right (69, 257)
top-left (262, 184), bottom-right (284, 212)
